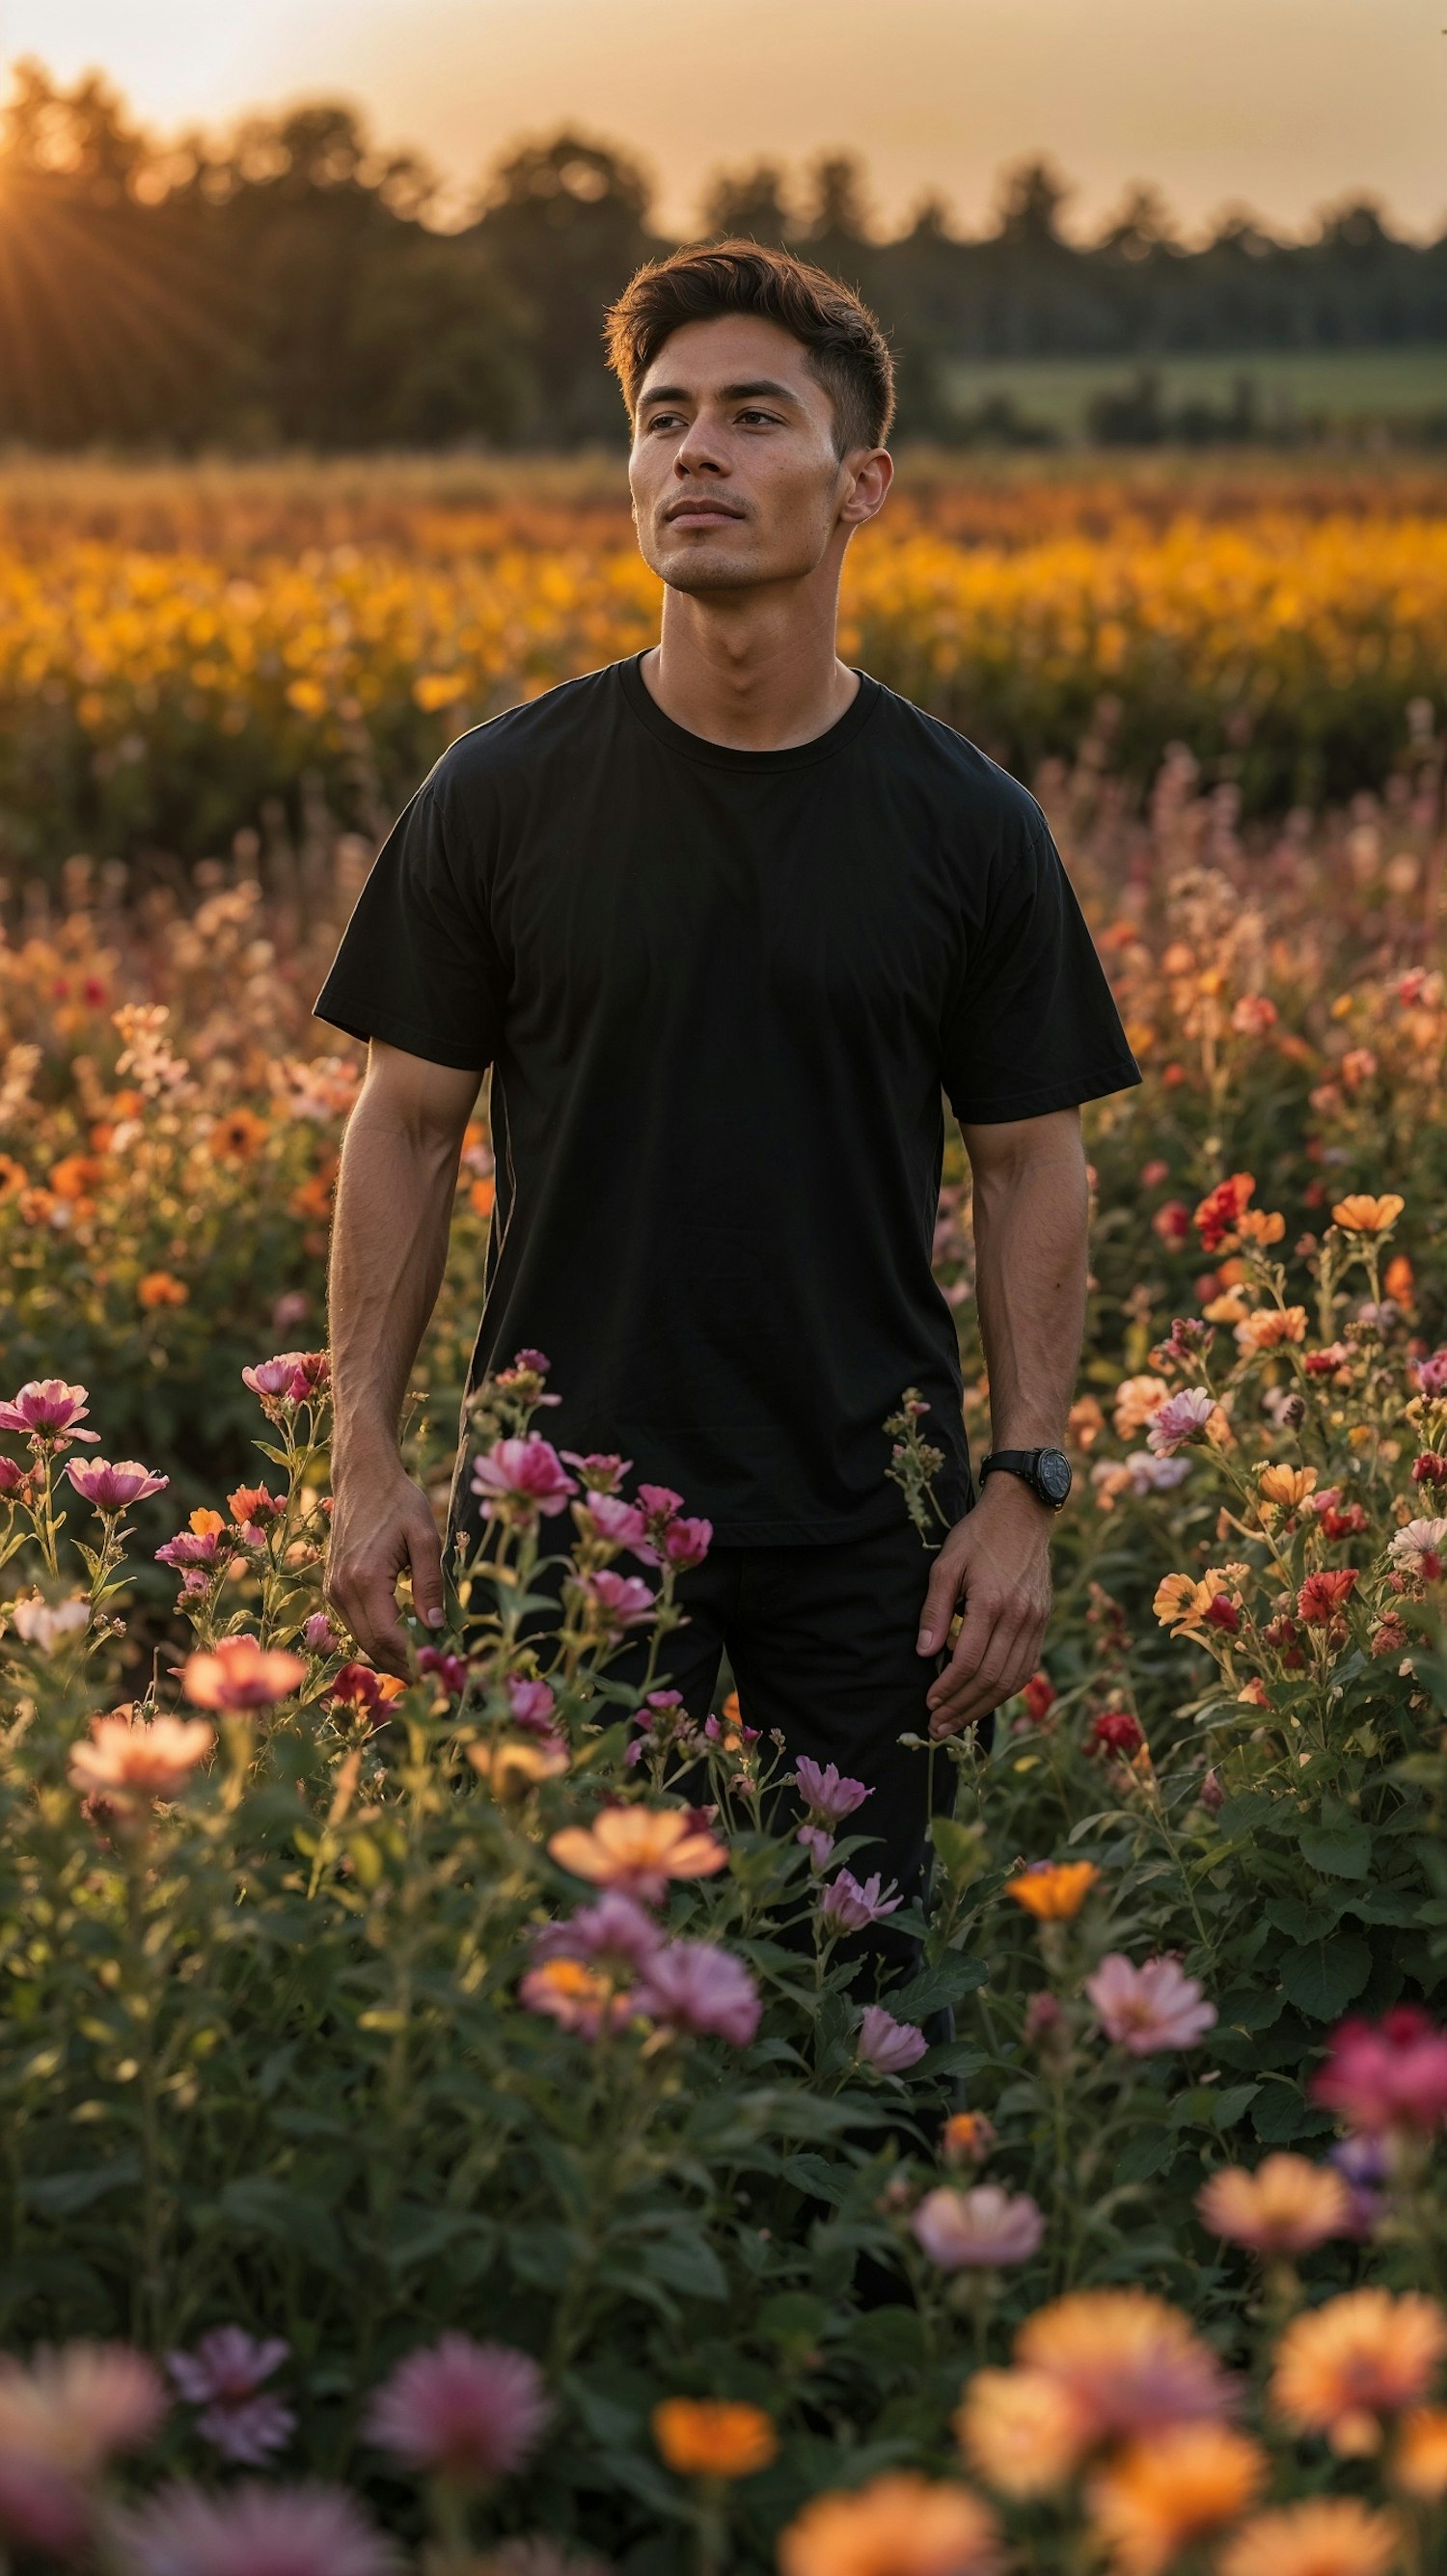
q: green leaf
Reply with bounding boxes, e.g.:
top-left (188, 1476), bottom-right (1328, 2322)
top-left (929, 1817), bottom-right (988, 1886)
top-left (1251, 2088), bottom-right (1338, 2145)
top-left (780, 2153), bottom-right (852, 2206)
top-left (1298, 1822), bottom-right (1373, 1879)
top-left (1113, 2129), bottom-right (1177, 2184)
top-left (1280, 1934), bottom-right (1371, 2020)
top-left (758, 2291), bottom-right (832, 2345)
top-left (889, 1955), bottom-right (988, 2021)
top-left (23, 2156), bottom-right (141, 2216)
top-left (640, 2232), bottom-right (728, 2300)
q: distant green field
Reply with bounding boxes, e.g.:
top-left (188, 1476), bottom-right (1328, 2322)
top-left (944, 343), bottom-right (1447, 436)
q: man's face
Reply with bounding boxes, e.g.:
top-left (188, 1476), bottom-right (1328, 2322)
top-left (629, 313), bottom-right (882, 593)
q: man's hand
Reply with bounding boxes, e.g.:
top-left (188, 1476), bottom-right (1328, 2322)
top-left (915, 1477), bottom-right (1054, 1739)
top-left (325, 1446), bottom-right (448, 1680)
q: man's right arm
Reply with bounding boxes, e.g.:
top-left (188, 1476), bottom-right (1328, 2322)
top-left (324, 1037), bottom-right (483, 1676)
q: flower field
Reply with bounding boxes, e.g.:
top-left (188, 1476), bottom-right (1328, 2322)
top-left (0, 455), bottom-right (1445, 2570)
top-left (2, 456), bottom-right (1446, 870)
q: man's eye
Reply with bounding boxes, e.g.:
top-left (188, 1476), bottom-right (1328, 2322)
top-left (645, 412), bottom-right (684, 431)
top-left (738, 410), bottom-right (778, 426)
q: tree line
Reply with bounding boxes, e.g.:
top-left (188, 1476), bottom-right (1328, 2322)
top-left (2, 59), bottom-right (1444, 452)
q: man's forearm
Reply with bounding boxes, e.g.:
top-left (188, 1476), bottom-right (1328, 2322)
top-left (970, 1129), bottom-right (1089, 1451)
top-left (328, 1092), bottom-right (460, 1469)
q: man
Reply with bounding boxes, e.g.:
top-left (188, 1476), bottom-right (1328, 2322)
top-left (314, 242), bottom-right (1140, 1917)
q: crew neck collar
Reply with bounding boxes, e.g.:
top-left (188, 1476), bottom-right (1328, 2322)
top-left (618, 651), bottom-right (881, 772)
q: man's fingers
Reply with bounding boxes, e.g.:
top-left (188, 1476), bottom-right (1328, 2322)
top-left (405, 1512), bottom-right (447, 1631)
top-left (931, 1621), bottom-right (1045, 1737)
top-left (916, 1546), bottom-right (968, 1655)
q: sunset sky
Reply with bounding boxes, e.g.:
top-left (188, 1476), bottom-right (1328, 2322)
top-left (1, 0), bottom-right (1442, 240)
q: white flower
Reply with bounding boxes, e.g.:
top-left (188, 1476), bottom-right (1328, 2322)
top-left (1388, 1518), bottom-right (1447, 1572)
top-left (9, 1595), bottom-right (90, 1652)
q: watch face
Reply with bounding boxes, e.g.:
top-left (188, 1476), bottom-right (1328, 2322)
top-left (1037, 1449), bottom-right (1073, 1504)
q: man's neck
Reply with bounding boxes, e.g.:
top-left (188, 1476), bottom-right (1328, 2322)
top-left (642, 589), bottom-right (859, 752)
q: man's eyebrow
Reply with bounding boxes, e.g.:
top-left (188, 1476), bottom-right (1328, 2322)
top-left (637, 378), bottom-right (804, 408)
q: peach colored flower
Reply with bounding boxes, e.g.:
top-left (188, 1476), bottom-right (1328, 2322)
top-left (1217, 2498), bottom-right (1401, 2576)
top-left (954, 2367), bottom-right (1091, 2497)
top-left (1257, 1464), bottom-right (1319, 1508)
top-left (1271, 2288), bottom-right (1447, 2455)
top-left (1332, 1193), bottom-right (1405, 1235)
top-left (1153, 1572), bottom-right (1215, 1634)
top-left (1112, 1376), bottom-right (1169, 1439)
top-left (1236, 1207), bottom-right (1286, 1245)
top-left (181, 1635), bottom-right (307, 1713)
top-left (68, 1713), bottom-right (213, 1812)
top-left (651, 2398), bottom-right (777, 2480)
top-left (778, 2472), bottom-right (1001, 2576)
top-left (912, 2186), bottom-right (1043, 2270)
top-left (1013, 2288), bottom-right (1233, 2442)
top-left (1235, 1304), bottom-right (1308, 1353)
top-left (548, 1806), bottom-right (726, 1903)
top-left (0, 2341), bottom-right (168, 2475)
top-left (1392, 2404), bottom-right (1447, 2503)
top-left (1197, 2155), bottom-right (1351, 2257)
top-left (1004, 1859), bottom-right (1100, 1920)
top-left (1085, 2423), bottom-right (1267, 2576)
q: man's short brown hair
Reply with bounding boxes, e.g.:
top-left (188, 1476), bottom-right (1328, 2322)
top-left (605, 241), bottom-right (895, 455)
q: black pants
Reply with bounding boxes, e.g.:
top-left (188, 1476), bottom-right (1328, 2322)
top-left (585, 1512), bottom-right (959, 1921)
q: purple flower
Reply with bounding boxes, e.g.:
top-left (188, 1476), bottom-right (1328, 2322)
top-left (1413, 1351), bottom-right (1447, 1397)
top-left (366, 2335), bottom-right (551, 2485)
top-left (819, 1870), bottom-right (902, 1932)
top-left (416, 1647), bottom-right (469, 1694)
top-left (471, 1437), bottom-right (577, 1521)
top-left (167, 2329), bottom-right (294, 2469)
top-left (506, 1676), bottom-right (558, 1733)
top-left (1144, 1387), bottom-right (1215, 1457)
top-left (636, 1940), bottom-right (762, 2046)
top-left (857, 2006), bottom-right (929, 2074)
top-left (66, 1459), bottom-right (169, 1512)
top-left (301, 1612), bottom-right (339, 1654)
top-left (795, 1756), bottom-right (872, 1822)
top-left (118, 2479), bottom-right (397, 2576)
top-left (531, 1893), bottom-right (663, 1973)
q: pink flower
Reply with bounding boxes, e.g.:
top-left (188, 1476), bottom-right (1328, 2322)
top-left (365, 2335), bottom-right (551, 2484)
top-left (66, 1458), bottom-right (169, 1511)
top-left (910, 2184), bottom-right (1045, 2268)
top-left (119, 2480), bottom-right (396, 2576)
top-left (795, 1756), bottom-right (872, 1822)
top-left (1086, 1954), bottom-right (1217, 2054)
top-left (507, 1675), bottom-right (559, 1732)
top-left (0, 1457), bottom-right (26, 1496)
top-left (636, 1940), bottom-right (762, 2046)
top-left (181, 1636), bottom-right (308, 1713)
top-left (240, 1357), bottom-right (309, 1406)
top-left (574, 1569), bottom-right (655, 1633)
top-left (416, 1646), bottom-right (469, 1693)
top-left (659, 1516), bottom-right (712, 1569)
top-left (581, 1491), bottom-right (649, 1549)
top-left (1388, 1518), bottom-right (1447, 1581)
top-left (471, 1436), bottom-right (577, 1521)
top-left (1413, 1351), bottom-right (1447, 1397)
top-left (857, 2006), bottom-right (929, 2073)
top-left (1144, 1388), bottom-right (1215, 1456)
top-left (636, 1484), bottom-right (684, 1520)
top-left (167, 2330), bottom-right (293, 2468)
top-left (302, 1612), bottom-right (340, 1654)
top-left (0, 2341), bottom-right (168, 2477)
top-left (0, 1379), bottom-right (99, 1444)
top-left (532, 1893), bottom-right (663, 1973)
top-left (1312, 2008), bottom-right (1447, 2136)
top-left (796, 1823), bottom-right (834, 1871)
top-left (819, 1870), bottom-right (902, 1932)
top-left (561, 1452), bottom-right (631, 1491)
top-left (155, 1528), bottom-right (225, 1569)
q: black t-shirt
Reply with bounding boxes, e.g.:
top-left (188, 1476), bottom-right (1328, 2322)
top-left (313, 655), bottom-right (1140, 1547)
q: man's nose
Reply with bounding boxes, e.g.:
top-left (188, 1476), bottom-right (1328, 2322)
top-left (672, 418), bottom-right (726, 476)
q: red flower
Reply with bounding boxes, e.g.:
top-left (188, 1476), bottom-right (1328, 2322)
top-left (1022, 1670), bottom-right (1057, 1724)
top-left (1192, 1172), bottom-right (1255, 1254)
top-left (1204, 1594), bottom-right (1240, 1633)
top-left (1411, 1454), bottom-right (1447, 1488)
top-left (1313, 2008), bottom-right (1447, 2137)
top-left (1319, 1503), bottom-right (1369, 1539)
top-left (1297, 1568), bottom-right (1359, 1626)
top-left (1087, 1709), bottom-right (1145, 1759)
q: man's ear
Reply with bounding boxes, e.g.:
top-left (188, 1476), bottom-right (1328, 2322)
top-left (840, 447), bottom-right (893, 529)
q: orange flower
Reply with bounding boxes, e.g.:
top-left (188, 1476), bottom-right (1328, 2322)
top-left (1236, 1207), bottom-right (1286, 1246)
top-left (48, 1154), bottom-right (104, 1203)
top-left (0, 1154), bottom-right (28, 1197)
top-left (1197, 2154), bottom-right (1351, 2258)
top-left (1332, 1193), bottom-right (1405, 1235)
top-left (68, 1711), bottom-right (214, 1812)
top-left (1153, 1573), bottom-right (1215, 1634)
top-left (211, 1107), bottom-right (269, 1160)
top-left (1257, 1465), bottom-right (1319, 1508)
top-left (1112, 1376), bottom-right (1169, 1438)
top-left (137, 1271), bottom-right (188, 1308)
top-left (548, 1805), bottom-right (726, 1901)
top-left (1392, 2404), bottom-right (1447, 2502)
top-left (468, 1737), bottom-right (569, 1798)
top-left (181, 1634), bottom-right (308, 1712)
top-left (1012, 2289), bottom-right (1231, 2446)
top-left (651, 2398), bottom-right (778, 2480)
top-left (469, 1175), bottom-right (496, 1219)
top-left (189, 1509), bottom-right (227, 1538)
top-left (289, 1162), bottom-right (337, 1220)
top-left (1234, 1304), bottom-right (1308, 1353)
top-left (942, 2111), bottom-right (995, 2167)
top-left (955, 2367), bottom-right (1091, 2496)
top-left (1086, 2423), bottom-right (1267, 2575)
top-left (1004, 1861), bottom-right (1099, 1921)
top-left (778, 2473), bottom-right (1000, 2576)
top-left (1384, 1253), bottom-right (1414, 1304)
top-left (1217, 2498), bottom-right (1401, 2576)
top-left (1271, 2287), bottom-right (1447, 2455)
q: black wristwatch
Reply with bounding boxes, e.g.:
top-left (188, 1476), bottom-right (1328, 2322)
top-left (979, 1447), bottom-right (1073, 1511)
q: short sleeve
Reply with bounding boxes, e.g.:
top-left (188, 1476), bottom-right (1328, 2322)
top-left (311, 782), bottom-right (505, 1072)
top-left (942, 811), bottom-right (1142, 1124)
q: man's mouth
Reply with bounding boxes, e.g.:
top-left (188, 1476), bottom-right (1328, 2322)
top-left (665, 501), bottom-right (745, 524)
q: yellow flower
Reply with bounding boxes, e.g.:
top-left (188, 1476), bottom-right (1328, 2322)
top-left (1004, 1861), bottom-right (1099, 1921)
top-left (1153, 1573), bottom-right (1215, 1634)
top-left (1086, 2422), bottom-right (1268, 2575)
top-left (1271, 2287), bottom-right (1447, 2454)
top-left (1216, 2498), bottom-right (1402, 2576)
top-left (954, 2366), bottom-right (1090, 2497)
top-left (1392, 2403), bottom-right (1447, 2502)
top-left (1257, 1465), bottom-right (1319, 1508)
top-left (1196, 2154), bottom-right (1351, 2258)
top-left (651, 2398), bottom-right (777, 2480)
top-left (1332, 1192), bottom-right (1405, 1234)
top-left (778, 2472), bottom-right (1000, 2576)
top-left (468, 1737), bottom-right (570, 1799)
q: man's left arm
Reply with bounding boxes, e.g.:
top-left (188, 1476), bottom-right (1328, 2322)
top-left (915, 1107), bottom-right (1088, 1736)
